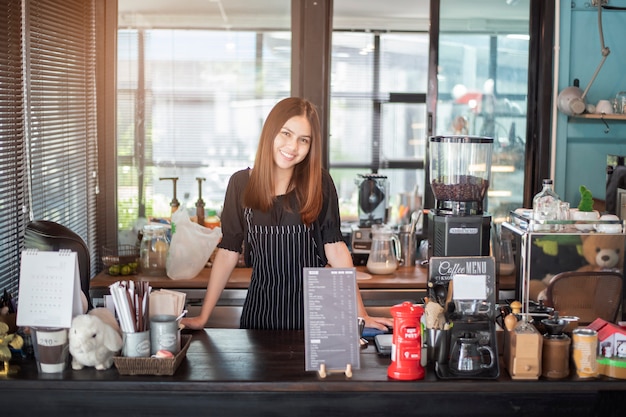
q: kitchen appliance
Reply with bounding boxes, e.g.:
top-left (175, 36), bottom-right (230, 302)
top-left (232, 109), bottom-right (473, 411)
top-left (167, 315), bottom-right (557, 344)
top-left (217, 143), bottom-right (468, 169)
top-left (387, 301), bottom-right (424, 380)
top-left (541, 315), bottom-right (571, 379)
top-left (434, 264), bottom-right (500, 380)
top-left (351, 174), bottom-right (389, 264)
top-left (504, 319), bottom-right (543, 380)
top-left (606, 154), bottom-right (626, 218)
top-left (427, 136), bottom-right (493, 257)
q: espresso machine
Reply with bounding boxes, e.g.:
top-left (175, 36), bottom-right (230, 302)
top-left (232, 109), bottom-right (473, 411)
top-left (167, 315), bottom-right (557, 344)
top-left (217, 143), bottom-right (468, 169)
top-left (427, 136), bottom-right (493, 257)
top-left (351, 174), bottom-right (388, 265)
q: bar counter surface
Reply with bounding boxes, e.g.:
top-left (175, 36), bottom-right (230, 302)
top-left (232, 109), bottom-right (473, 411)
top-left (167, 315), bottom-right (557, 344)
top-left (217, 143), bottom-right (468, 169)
top-left (1, 329), bottom-right (625, 416)
top-left (89, 264), bottom-right (516, 293)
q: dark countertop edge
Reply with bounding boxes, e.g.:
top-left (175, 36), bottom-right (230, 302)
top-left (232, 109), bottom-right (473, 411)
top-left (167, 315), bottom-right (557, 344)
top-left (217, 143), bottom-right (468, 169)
top-left (3, 377), bottom-right (626, 393)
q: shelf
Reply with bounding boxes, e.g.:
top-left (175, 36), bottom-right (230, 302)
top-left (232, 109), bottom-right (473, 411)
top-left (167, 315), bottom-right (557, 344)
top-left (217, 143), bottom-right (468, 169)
top-left (572, 113), bottom-right (626, 121)
top-left (569, 113), bottom-right (626, 133)
top-left (508, 209), bottom-right (625, 233)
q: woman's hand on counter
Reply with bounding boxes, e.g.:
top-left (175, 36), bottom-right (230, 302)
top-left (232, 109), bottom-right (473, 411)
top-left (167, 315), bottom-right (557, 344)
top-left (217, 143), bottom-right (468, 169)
top-left (181, 316), bottom-right (207, 330)
top-left (362, 315), bottom-right (394, 331)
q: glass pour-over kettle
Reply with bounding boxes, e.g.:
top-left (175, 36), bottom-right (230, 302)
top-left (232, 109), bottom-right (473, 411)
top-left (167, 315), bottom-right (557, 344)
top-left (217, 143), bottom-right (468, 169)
top-left (366, 224), bottom-right (401, 275)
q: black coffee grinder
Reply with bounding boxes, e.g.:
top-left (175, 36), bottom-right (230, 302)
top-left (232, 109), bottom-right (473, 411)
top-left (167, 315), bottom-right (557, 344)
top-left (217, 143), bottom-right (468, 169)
top-left (351, 174), bottom-right (388, 265)
top-left (427, 136), bottom-right (493, 257)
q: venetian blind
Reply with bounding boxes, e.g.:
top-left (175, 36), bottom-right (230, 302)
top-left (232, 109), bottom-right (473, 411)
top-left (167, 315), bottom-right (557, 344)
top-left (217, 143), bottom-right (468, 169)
top-left (0, 0), bottom-right (26, 296)
top-left (25, 0), bottom-right (99, 275)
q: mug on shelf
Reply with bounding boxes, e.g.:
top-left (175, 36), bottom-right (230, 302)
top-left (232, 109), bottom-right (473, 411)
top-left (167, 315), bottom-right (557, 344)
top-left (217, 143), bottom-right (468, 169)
top-left (595, 99), bottom-right (614, 115)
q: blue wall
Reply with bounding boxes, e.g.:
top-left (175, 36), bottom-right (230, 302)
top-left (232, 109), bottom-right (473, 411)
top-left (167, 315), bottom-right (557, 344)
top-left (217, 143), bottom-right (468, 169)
top-left (555, 0), bottom-right (626, 207)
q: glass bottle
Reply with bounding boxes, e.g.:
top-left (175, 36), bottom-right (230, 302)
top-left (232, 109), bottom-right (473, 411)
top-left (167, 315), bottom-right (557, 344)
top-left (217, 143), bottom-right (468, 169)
top-left (204, 209), bottom-right (221, 229)
top-left (139, 224), bottom-right (169, 276)
top-left (532, 179), bottom-right (561, 232)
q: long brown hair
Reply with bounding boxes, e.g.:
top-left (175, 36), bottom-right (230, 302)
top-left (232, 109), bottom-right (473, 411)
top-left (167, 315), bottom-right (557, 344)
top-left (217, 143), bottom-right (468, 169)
top-left (243, 97), bottom-right (323, 226)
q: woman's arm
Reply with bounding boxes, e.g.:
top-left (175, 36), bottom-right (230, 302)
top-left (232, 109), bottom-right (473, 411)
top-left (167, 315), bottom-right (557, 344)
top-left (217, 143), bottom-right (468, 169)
top-left (323, 241), bottom-right (394, 331)
top-left (180, 248), bottom-right (240, 330)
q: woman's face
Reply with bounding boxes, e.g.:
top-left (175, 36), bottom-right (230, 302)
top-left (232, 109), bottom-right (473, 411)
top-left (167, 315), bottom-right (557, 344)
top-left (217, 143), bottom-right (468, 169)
top-left (272, 115), bottom-right (311, 172)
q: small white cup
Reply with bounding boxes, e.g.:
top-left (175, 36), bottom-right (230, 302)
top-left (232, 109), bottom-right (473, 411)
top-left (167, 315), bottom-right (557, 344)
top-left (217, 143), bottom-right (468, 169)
top-left (595, 99), bottom-right (614, 115)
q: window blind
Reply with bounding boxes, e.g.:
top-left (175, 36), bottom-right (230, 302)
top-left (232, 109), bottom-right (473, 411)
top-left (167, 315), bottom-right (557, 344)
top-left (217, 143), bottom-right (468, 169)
top-left (25, 0), bottom-right (99, 280)
top-left (0, 0), bottom-right (26, 296)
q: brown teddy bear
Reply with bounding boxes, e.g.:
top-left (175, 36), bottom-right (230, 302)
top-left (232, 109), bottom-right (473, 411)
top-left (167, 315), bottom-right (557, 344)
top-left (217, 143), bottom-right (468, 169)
top-left (532, 233), bottom-right (624, 301)
top-left (577, 233), bottom-right (624, 272)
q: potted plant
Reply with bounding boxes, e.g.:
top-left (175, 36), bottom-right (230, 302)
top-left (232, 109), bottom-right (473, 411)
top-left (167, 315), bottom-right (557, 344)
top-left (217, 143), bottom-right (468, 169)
top-left (570, 185), bottom-right (599, 231)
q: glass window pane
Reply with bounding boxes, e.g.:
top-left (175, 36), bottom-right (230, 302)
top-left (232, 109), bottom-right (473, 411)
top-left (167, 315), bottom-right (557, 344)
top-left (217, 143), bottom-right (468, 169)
top-left (329, 98), bottom-right (372, 164)
top-left (117, 2), bottom-right (290, 241)
top-left (438, 0), bottom-right (530, 223)
top-left (381, 103), bottom-right (427, 161)
top-left (380, 34), bottom-right (428, 94)
top-left (330, 29), bottom-right (428, 224)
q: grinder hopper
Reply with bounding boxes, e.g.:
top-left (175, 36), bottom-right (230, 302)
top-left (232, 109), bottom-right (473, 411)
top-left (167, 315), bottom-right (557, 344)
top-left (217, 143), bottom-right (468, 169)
top-left (356, 174), bottom-right (388, 227)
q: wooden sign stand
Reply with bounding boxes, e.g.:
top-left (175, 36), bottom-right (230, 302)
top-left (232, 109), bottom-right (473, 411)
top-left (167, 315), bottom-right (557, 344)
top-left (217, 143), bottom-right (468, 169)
top-left (318, 363), bottom-right (353, 379)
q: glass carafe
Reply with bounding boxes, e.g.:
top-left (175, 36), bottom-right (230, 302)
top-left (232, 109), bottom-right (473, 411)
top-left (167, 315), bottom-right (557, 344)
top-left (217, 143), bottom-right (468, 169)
top-left (366, 224), bottom-right (401, 275)
top-left (449, 332), bottom-right (495, 374)
top-left (139, 225), bottom-right (169, 276)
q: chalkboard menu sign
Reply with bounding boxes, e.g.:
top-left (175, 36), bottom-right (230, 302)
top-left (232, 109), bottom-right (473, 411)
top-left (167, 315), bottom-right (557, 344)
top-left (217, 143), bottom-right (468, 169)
top-left (303, 267), bottom-right (360, 374)
top-left (428, 256), bottom-right (496, 318)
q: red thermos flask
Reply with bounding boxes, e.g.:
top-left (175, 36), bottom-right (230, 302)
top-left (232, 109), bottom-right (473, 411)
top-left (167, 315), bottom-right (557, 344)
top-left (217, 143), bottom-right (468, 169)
top-left (387, 301), bottom-right (425, 380)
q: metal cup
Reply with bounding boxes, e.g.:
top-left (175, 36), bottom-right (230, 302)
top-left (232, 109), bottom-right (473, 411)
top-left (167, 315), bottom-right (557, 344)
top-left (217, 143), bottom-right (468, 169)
top-left (398, 225), bottom-right (417, 267)
top-left (122, 330), bottom-right (151, 358)
top-left (150, 314), bottom-right (181, 355)
top-left (426, 328), bottom-right (442, 363)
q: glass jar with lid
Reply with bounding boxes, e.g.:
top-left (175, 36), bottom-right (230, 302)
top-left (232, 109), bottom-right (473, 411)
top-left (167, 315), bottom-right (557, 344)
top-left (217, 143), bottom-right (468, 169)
top-left (139, 224), bottom-right (169, 276)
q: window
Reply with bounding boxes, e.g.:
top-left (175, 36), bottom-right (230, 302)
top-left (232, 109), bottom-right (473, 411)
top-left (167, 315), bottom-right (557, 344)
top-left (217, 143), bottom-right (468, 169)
top-left (329, 31), bottom-right (429, 224)
top-left (116, 2), bottom-right (291, 244)
top-left (437, 0), bottom-right (530, 222)
top-left (114, 0), bottom-right (536, 245)
top-left (0, 0), bottom-right (98, 295)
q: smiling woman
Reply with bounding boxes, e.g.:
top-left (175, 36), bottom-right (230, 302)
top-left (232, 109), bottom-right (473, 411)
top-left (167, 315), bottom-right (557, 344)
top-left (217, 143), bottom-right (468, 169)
top-left (180, 97), bottom-right (394, 331)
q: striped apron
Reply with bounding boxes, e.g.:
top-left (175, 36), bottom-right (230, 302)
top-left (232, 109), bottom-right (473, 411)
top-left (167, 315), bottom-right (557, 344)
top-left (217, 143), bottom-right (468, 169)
top-left (240, 208), bottom-right (324, 329)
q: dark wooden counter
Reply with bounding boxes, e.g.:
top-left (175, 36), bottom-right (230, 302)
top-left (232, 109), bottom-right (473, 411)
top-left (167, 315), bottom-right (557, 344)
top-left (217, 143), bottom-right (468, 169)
top-left (1, 329), bottom-right (624, 416)
top-left (90, 265), bottom-right (516, 293)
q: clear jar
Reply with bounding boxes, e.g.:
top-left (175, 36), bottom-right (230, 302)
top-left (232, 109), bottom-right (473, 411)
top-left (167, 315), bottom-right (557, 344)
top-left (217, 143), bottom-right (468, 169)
top-left (139, 225), bottom-right (169, 276)
top-left (532, 179), bottom-right (561, 232)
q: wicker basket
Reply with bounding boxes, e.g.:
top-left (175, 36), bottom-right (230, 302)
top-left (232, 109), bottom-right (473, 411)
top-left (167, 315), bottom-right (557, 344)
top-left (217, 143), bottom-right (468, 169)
top-left (113, 335), bottom-right (191, 376)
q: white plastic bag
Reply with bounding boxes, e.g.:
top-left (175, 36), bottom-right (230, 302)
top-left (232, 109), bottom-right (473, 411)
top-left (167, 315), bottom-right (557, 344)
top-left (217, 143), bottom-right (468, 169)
top-left (166, 209), bottom-right (222, 280)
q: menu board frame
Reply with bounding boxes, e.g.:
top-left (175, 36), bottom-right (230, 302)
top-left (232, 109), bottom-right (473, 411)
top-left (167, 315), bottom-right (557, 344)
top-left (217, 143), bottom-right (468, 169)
top-left (428, 256), bottom-right (496, 319)
top-left (303, 267), bottom-right (360, 376)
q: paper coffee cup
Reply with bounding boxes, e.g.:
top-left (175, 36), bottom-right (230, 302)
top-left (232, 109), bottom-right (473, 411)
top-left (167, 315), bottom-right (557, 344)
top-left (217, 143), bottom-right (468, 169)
top-left (33, 328), bottom-right (69, 373)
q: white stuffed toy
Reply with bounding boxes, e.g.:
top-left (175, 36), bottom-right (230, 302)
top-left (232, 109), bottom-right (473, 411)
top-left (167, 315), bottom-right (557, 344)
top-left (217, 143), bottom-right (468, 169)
top-left (69, 308), bottom-right (123, 370)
